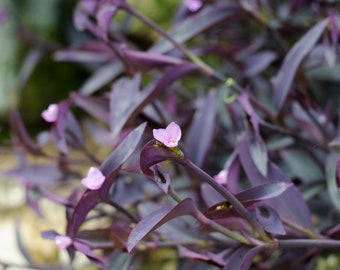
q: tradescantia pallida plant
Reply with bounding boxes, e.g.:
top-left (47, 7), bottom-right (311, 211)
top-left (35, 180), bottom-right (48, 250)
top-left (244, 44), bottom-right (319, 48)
top-left (4, 0), bottom-right (340, 269)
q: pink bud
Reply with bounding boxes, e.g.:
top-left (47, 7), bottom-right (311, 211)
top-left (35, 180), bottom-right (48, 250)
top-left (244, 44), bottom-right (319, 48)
top-left (81, 167), bottom-right (105, 190)
top-left (153, 122), bottom-right (182, 148)
top-left (184, 0), bottom-right (203, 12)
top-left (41, 104), bottom-right (58, 123)
top-left (214, 169), bottom-right (228, 185)
top-left (55, 235), bottom-right (72, 249)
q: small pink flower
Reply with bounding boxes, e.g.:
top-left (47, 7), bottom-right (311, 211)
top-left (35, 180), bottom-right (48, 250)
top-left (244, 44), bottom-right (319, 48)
top-left (184, 0), bottom-right (203, 12)
top-left (55, 235), bottom-right (72, 249)
top-left (214, 169), bottom-right (228, 185)
top-left (41, 104), bottom-right (58, 123)
top-left (153, 122), bottom-right (182, 148)
top-left (81, 166), bottom-right (105, 190)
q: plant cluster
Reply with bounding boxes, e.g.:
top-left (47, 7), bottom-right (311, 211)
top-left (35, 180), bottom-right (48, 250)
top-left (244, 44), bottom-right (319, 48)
top-left (3, 0), bottom-right (340, 269)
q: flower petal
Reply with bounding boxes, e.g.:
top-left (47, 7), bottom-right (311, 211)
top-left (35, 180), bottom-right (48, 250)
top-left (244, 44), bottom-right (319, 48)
top-left (81, 166), bottom-right (105, 190)
top-left (55, 235), bottom-right (72, 249)
top-left (166, 122), bottom-right (182, 142)
top-left (41, 104), bottom-right (58, 123)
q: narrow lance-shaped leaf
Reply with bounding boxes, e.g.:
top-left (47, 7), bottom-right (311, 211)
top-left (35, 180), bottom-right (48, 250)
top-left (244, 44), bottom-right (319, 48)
top-left (127, 198), bottom-right (198, 252)
top-left (149, 3), bottom-right (240, 54)
top-left (325, 153), bottom-right (340, 212)
top-left (99, 122), bottom-right (147, 198)
top-left (273, 19), bottom-right (329, 113)
top-left (223, 245), bottom-right (267, 270)
top-left (255, 205), bottom-right (286, 235)
top-left (185, 90), bottom-right (217, 167)
top-left (237, 133), bottom-right (313, 229)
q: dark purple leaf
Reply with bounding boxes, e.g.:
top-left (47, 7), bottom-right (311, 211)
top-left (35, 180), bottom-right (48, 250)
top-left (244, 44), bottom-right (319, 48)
top-left (9, 109), bottom-right (41, 155)
top-left (223, 245), bottom-right (267, 270)
top-left (255, 205), bottom-right (286, 235)
top-left (140, 139), bottom-right (184, 178)
top-left (100, 122), bottom-right (146, 178)
top-left (178, 245), bottom-right (225, 267)
top-left (123, 49), bottom-right (182, 71)
top-left (73, 93), bottom-right (110, 123)
top-left (6, 164), bottom-right (62, 186)
top-left (96, 2), bottom-right (119, 40)
top-left (185, 90), bottom-right (217, 167)
top-left (41, 230), bottom-right (59, 240)
top-left (109, 74), bottom-right (141, 140)
top-left (149, 164), bottom-right (171, 194)
top-left (273, 19), bottom-right (329, 113)
top-left (127, 198), bottom-right (198, 252)
top-left (235, 182), bottom-right (292, 205)
top-left (17, 48), bottom-right (44, 89)
top-left (80, 61), bottom-right (124, 95)
top-left (73, 241), bottom-right (108, 269)
top-left (149, 3), bottom-right (240, 54)
top-left (237, 133), bottom-right (313, 229)
top-left (325, 153), bottom-right (340, 212)
top-left (243, 51), bottom-right (277, 77)
top-left (201, 183), bottom-right (225, 207)
top-left (67, 190), bottom-right (101, 237)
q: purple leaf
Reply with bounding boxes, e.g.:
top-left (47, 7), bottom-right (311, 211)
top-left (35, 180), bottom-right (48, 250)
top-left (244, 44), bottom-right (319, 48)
top-left (178, 245), bottom-right (225, 267)
top-left (109, 74), bottom-right (141, 140)
top-left (100, 122), bottom-right (146, 177)
top-left (149, 3), bottom-right (239, 54)
top-left (123, 49), bottom-right (182, 71)
top-left (127, 198), bottom-right (198, 252)
top-left (272, 19), bottom-right (329, 113)
top-left (237, 133), bottom-right (313, 229)
top-left (67, 190), bottom-right (101, 237)
top-left (96, 2), bottom-right (119, 40)
top-left (9, 109), bottom-right (41, 155)
top-left (255, 205), bottom-right (286, 235)
top-left (73, 241), bottom-right (108, 269)
top-left (185, 90), bottom-right (217, 167)
top-left (149, 164), bottom-right (171, 194)
top-left (140, 140), bottom-right (184, 178)
top-left (99, 122), bottom-right (146, 198)
top-left (235, 182), bottom-right (292, 205)
top-left (41, 230), bottom-right (59, 240)
top-left (73, 93), bottom-right (110, 123)
top-left (325, 153), bottom-right (340, 212)
top-left (80, 61), bottom-right (124, 95)
top-left (223, 245), bottom-right (267, 270)
top-left (243, 50), bottom-right (277, 77)
top-left (6, 164), bottom-right (62, 186)
top-left (201, 183), bottom-right (225, 207)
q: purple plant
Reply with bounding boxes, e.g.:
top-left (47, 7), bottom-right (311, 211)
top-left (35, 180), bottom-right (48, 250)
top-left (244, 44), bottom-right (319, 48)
top-left (3, 0), bottom-right (340, 269)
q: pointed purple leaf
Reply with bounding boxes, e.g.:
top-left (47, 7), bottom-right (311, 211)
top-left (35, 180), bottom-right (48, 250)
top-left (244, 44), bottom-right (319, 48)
top-left (140, 140), bottom-right (184, 178)
top-left (73, 241), bottom-right (108, 269)
top-left (73, 93), bottom-right (110, 123)
top-left (109, 74), bottom-right (141, 140)
top-left (149, 3), bottom-right (239, 54)
top-left (178, 245), bottom-right (225, 267)
top-left (185, 90), bottom-right (217, 167)
top-left (123, 49), bottom-right (182, 71)
top-left (235, 182), bottom-right (292, 205)
top-left (223, 245), bottom-right (266, 270)
top-left (127, 198), bottom-right (197, 252)
top-left (9, 109), bottom-right (41, 155)
top-left (41, 230), bottom-right (59, 240)
top-left (237, 133), bottom-right (313, 229)
top-left (243, 50), bottom-right (277, 77)
top-left (201, 183), bottom-right (225, 207)
top-left (255, 205), bottom-right (286, 235)
top-left (149, 164), bottom-right (171, 194)
top-left (273, 19), bottom-right (329, 113)
top-left (80, 61), bottom-right (124, 95)
top-left (67, 190), bottom-right (102, 237)
top-left (325, 153), bottom-right (340, 212)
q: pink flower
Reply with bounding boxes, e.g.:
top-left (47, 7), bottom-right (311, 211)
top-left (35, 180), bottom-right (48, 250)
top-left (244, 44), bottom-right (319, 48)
top-left (55, 235), bottom-right (72, 249)
top-left (81, 166), bottom-right (105, 190)
top-left (41, 104), bottom-right (58, 123)
top-left (214, 169), bottom-right (228, 185)
top-left (184, 0), bottom-right (203, 12)
top-left (153, 122), bottom-right (182, 148)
